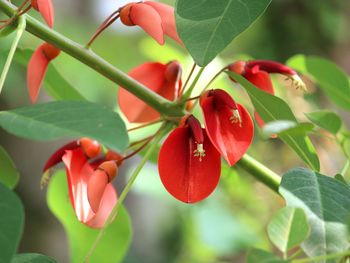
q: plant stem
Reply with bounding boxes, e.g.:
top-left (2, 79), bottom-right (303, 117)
top-left (84, 122), bottom-right (173, 262)
top-left (0, 0), bottom-right (184, 118)
top-left (0, 15), bottom-right (25, 94)
top-left (292, 250), bottom-right (350, 263)
top-left (182, 66), bottom-right (205, 99)
top-left (236, 154), bottom-right (281, 193)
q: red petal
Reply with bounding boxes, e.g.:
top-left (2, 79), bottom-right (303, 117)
top-left (36, 0), bottom-right (54, 28)
top-left (118, 62), bottom-right (176, 123)
top-left (244, 68), bottom-right (275, 95)
top-left (144, 1), bottom-right (183, 45)
top-left (201, 97), bottom-right (254, 166)
top-left (27, 44), bottom-right (50, 103)
top-left (43, 141), bottom-right (78, 172)
top-left (254, 111), bottom-right (265, 127)
top-left (247, 60), bottom-right (296, 75)
top-left (87, 170), bottom-right (109, 213)
top-left (130, 3), bottom-right (164, 45)
top-left (158, 127), bottom-right (221, 203)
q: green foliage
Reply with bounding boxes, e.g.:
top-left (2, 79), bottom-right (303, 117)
top-left (47, 172), bottom-right (132, 263)
top-left (227, 71), bottom-right (320, 171)
top-left (262, 121), bottom-right (314, 139)
top-left (288, 55), bottom-right (350, 111)
top-left (0, 145), bottom-right (19, 189)
top-left (11, 254), bottom-right (56, 263)
top-left (175, 0), bottom-right (271, 66)
top-left (267, 207), bottom-right (310, 253)
top-left (280, 168), bottom-right (350, 262)
top-left (0, 182), bottom-right (24, 263)
top-left (0, 23), bottom-right (16, 38)
top-left (0, 101), bottom-right (129, 152)
top-left (305, 111), bottom-right (342, 135)
top-left (246, 248), bottom-right (288, 263)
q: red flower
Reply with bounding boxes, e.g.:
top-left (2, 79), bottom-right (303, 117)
top-left (31, 0), bottom-right (54, 28)
top-left (158, 115), bottom-right (221, 203)
top-left (62, 149), bottom-right (117, 228)
top-left (27, 43), bottom-right (60, 103)
top-left (119, 61), bottom-right (182, 123)
top-left (200, 89), bottom-right (254, 166)
top-left (228, 60), bottom-right (305, 126)
top-left (119, 1), bottom-right (182, 45)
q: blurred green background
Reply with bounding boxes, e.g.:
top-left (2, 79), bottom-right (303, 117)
top-left (0, 0), bottom-right (349, 262)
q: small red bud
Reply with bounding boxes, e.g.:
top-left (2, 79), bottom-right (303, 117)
top-left (228, 60), bottom-right (246, 75)
top-left (41, 43), bottom-right (60, 60)
top-left (165, 61), bottom-right (182, 83)
top-left (98, 161), bottom-right (118, 182)
top-left (105, 150), bottom-right (124, 166)
top-left (120, 3), bottom-right (136, 26)
top-left (79, 138), bottom-right (101, 159)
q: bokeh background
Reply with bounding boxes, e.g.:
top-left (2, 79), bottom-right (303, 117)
top-left (0, 0), bottom-right (350, 262)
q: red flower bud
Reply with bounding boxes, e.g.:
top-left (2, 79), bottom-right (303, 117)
top-left (78, 138), bottom-right (101, 159)
top-left (31, 0), bottom-right (54, 28)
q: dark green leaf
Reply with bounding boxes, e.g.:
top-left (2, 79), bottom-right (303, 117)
top-left (11, 254), bottom-right (56, 263)
top-left (0, 101), bottom-right (129, 152)
top-left (267, 207), bottom-right (310, 253)
top-left (262, 121), bottom-right (314, 139)
top-left (306, 111), bottom-right (342, 135)
top-left (334, 174), bottom-right (349, 187)
top-left (0, 182), bottom-right (24, 263)
top-left (246, 249), bottom-right (288, 263)
top-left (175, 0), bottom-right (272, 66)
top-left (47, 172), bottom-right (132, 263)
top-left (0, 145), bottom-right (19, 189)
top-left (227, 71), bottom-right (320, 171)
top-left (280, 168), bottom-right (350, 262)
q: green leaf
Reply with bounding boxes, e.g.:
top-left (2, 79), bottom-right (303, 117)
top-left (0, 24), bottom-right (16, 38)
top-left (306, 111), bottom-right (342, 135)
top-left (334, 174), bottom-right (349, 187)
top-left (262, 121), bottom-right (314, 139)
top-left (246, 249), bottom-right (288, 263)
top-left (267, 207), bottom-right (310, 253)
top-left (227, 71), bottom-right (320, 171)
top-left (47, 172), bottom-right (132, 263)
top-left (280, 168), bottom-right (350, 262)
top-left (0, 145), bottom-right (19, 189)
top-left (0, 101), bottom-right (129, 152)
top-left (11, 49), bottom-right (85, 101)
top-left (175, 0), bottom-right (272, 66)
top-left (0, 182), bottom-right (24, 263)
top-left (11, 254), bottom-right (56, 263)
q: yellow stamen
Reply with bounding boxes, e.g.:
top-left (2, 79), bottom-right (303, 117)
top-left (230, 109), bottom-right (242, 127)
top-left (288, 74), bottom-right (307, 92)
top-left (193, 143), bottom-right (206, 161)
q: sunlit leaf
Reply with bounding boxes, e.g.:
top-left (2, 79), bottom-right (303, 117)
top-left (47, 172), bottom-right (132, 263)
top-left (11, 254), bottom-right (56, 263)
top-left (0, 101), bottom-right (129, 153)
top-left (175, 0), bottom-right (272, 66)
top-left (0, 145), bottom-right (19, 189)
top-left (0, 182), bottom-right (24, 263)
top-left (227, 71), bottom-right (320, 171)
top-left (280, 168), bottom-right (350, 262)
top-left (246, 248), bottom-right (288, 263)
top-left (306, 111), bottom-right (342, 135)
top-left (267, 207), bottom-right (310, 253)
top-left (262, 121), bottom-right (314, 139)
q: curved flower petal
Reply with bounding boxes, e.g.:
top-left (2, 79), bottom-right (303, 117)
top-left (200, 90), bottom-right (254, 166)
top-left (158, 126), bottom-right (221, 203)
top-left (244, 68), bottom-right (274, 95)
top-left (27, 43), bottom-right (60, 103)
top-left (129, 3), bottom-right (164, 45)
top-left (43, 141), bottom-right (78, 173)
top-left (32, 0), bottom-right (54, 28)
top-left (144, 1), bottom-right (183, 45)
top-left (87, 170), bottom-right (109, 213)
top-left (118, 62), bottom-right (177, 123)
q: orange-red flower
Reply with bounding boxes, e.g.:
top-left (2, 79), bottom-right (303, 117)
top-left (119, 61), bottom-right (182, 123)
top-left (158, 115), bottom-right (221, 203)
top-left (200, 89), bottom-right (254, 166)
top-left (31, 0), bottom-right (54, 28)
top-left (119, 1), bottom-right (182, 45)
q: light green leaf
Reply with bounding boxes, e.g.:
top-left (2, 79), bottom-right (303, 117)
top-left (306, 111), bottom-right (342, 135)
top-left (262, 121), bottom-right (314, 139)
top-left (227, 71), bottom-right (320, 171)
top-left (0, 182), bottom-right (24, 263)
top-left (47, 172), bottom-right (132, 263)
top-left (11, 254), bottom-right (56, 263)
top-left (0, 145), bottom-right (19, 189)
top-left (267, 207), bottom-right (310, 253)
top-left (0, 101), bottom-right (129, 152)
top-left (280, 168), bottom-right (350, 262)
top-left (175, 0), bottom-right (272, 66)
top-left (246, 249), bottom-right (288, 263)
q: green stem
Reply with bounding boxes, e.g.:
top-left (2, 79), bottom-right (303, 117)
top-left (0, 15), bottom-right (25, 94)
top-left (236, 154), bottom-right (281, 193)
top-left (84, 122), bottom-right (173, 262)
top-left (182, 66), bottom-right (205, 99)
top-left (292, 250), bottom-right (350, 263)
top-left (0, 0), bottom-right (183, 117)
